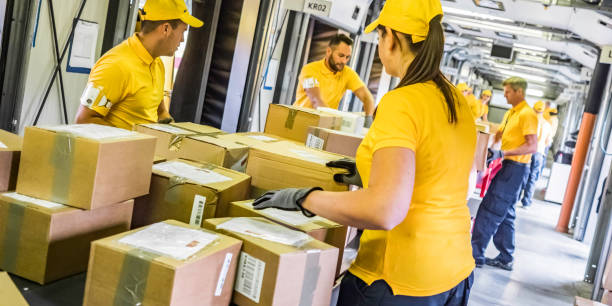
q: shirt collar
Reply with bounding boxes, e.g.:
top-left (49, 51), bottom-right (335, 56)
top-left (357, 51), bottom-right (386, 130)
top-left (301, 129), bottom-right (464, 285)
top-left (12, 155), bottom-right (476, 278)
top-left (128, 34), bottom-right (155, 65)
top-left (512, 100), bottom-right (528, 112)
top-left (319, 58), bottom-right (340, 76)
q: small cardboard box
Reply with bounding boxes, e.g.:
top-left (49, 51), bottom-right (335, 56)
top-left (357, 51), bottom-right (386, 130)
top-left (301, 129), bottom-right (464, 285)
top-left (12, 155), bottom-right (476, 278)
top-left (575, 296), bottom-right (606, 306)
top-left (316, 107), bottom-right (365, 134)
top-left (0, 192), bottom-right (133, 284)
top-left (170, 122), bottom-right (225, 135)
top-left (133, 159), bottom-right (251, 227)
top-left (602, 291), bottom-right (612, 306)
top-left (83, 220), bottom-right (242, 306)
top-left (203, 217), bottom-right (338, 306)
top-left (474, 132), bottom-right (493, 171)
top-left (264, 104), bottom-right (341, 142)
top-left (228, 200), bottom-right (353, 276)
top-left (0, 129), bottom-right (22, 192)
top-left (175, 135), bottom-right (250, 172)
top-left (217, 132), bottom-right (293, 148)
top-left (0, 272), bottom-right (28, 306)
top-left (246, 141), bottom-right (348, 196)
top-left (306, 127), bottom-right (363, 158)
top-left (134, 123), bottom-right (197, 160)
top-left (603, 252), bottom-right (612, 291)
top-left (16, 124), bottom-right (156, 210)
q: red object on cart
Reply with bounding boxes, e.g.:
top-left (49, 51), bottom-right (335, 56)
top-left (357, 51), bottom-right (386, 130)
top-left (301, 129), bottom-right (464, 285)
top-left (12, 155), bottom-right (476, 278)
top-left (480, 158), bottom-right (503, 198)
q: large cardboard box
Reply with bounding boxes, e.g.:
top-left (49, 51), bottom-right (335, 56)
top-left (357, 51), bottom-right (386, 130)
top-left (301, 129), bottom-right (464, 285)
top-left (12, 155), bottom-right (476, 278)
top-left (0, 272), bottom-right (28, 306)
top-left (306, 126), bottom-right (363, 158)
top-left (133, 159), bottom-right (251, 227)
top-left (174, 135), bottom-right (250, 172)
top-left (228, 200), bottom-right (353, 276)
top-left (316, 107), bottom-right (365, 134)
top-left (0, 192), bottom-right (133, 284)
top-left (0, 129), bottom-right (22, 192)
top-left (84, 220), bottom-right (242, 306)
top-left (217, 132), bottom-right (293, 148)
top-left (264, 104), bottom-right (341, 142)
top-left (246, 141), bottom-right (348, 196)
top-left (134, 123), bottom-right (197, 160)
top-left (474, 132), bottom-right (493, 171)
top-left (203, 217), bottom-right (338, 306)
top-left (170, 122), bottom-right (225, 135)
top-left (16, 124), bottom-right (156, 210)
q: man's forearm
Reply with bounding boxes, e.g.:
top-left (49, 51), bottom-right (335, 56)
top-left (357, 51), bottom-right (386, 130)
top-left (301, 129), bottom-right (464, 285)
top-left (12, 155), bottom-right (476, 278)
top-left (504, 142), bottom-right (537, 156)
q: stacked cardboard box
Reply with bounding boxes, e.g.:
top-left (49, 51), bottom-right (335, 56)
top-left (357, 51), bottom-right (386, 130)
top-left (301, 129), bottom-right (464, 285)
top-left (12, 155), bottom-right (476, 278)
top-left (0, 272), bottom-right (28, 306)
top-left (132, 159), bottom-right (251, 228)
top-left (170, 122), bottom-right (225, 135)
top-left (134, 123), bottom-right (197, 160)
top-left (176, 135), bottom-right (250, 172)
top-left (264, 104), bottom-right (342, 142)
top-left (84, 220), bottom-right (242, 306)
top-left (306, 126), bottom-right (364, 158)
top-left (204, 217), bottom-right (338, 306)
top-left (316, 107), bottom-right (365, 134)
top-left (0, 129), bottom-right (22, 192)
top-left (217, 132), bottom-right (293, 148)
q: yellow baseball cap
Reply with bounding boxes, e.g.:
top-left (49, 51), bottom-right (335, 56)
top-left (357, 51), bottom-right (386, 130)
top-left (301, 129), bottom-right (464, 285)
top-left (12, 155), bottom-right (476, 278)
top-left (364, 0), bottom-right (443, 43)
top-left (457, 83), bottom-right (469, 92)
top-left (141, 0), bottom-right (203, 28)
top-left (534, 101), bottom-right (545, 112)
top-left (482, 90), bottom-right (492, 96)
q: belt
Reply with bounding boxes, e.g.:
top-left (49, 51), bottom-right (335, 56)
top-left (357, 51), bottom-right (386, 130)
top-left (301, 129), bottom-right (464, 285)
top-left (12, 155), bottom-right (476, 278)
top-left (502, 159), bottom-right (529, 167)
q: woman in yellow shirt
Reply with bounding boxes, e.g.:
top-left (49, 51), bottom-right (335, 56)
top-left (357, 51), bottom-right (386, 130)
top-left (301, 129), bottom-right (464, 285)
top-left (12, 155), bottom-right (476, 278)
top-left (253, 0), bottom-right (477, 304)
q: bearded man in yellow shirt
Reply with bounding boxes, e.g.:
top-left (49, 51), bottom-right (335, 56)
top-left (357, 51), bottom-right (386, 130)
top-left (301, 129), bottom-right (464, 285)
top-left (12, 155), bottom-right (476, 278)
top-left (75, 0), bottom-right (203, 130)
top-left (471, 76), bottom-right (538, 271)
top-left (293, 34), bottom-right (376, 127)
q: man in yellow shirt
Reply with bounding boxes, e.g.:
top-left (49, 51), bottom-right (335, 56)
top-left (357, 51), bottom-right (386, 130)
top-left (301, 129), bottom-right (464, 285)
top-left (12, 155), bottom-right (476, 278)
top-left (471, 77), bottom-right (538, 271)
top-left (519, 101), bottom-right (551, 209)
top-left (478, 90), bottom-right (492, 121)
top-left (293, 34), bottom-right (376, 127)
top-left (457, 83), bottom-right (480, 120)
top-left (74, 0), bottom-right (203, 130)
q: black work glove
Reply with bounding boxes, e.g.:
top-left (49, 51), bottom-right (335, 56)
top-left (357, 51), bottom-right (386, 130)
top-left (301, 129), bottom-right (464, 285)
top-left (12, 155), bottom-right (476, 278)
top-left (252, 187), bottom-right (322, 217)
top-left (158, 117), bottom-right (174, 124)
top-left (326, 158), bottom-right (363, 187)
top-left (364, 115), bottom-right (373, 128)
top-left (487, 149), bottom-right (504, 165)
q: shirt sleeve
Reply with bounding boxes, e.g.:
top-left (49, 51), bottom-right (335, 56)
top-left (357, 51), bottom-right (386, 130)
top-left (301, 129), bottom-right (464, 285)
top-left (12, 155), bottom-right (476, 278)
top-left (371, 90), bottom-right (420, 153)
top-left (84, 60), bottom-right (128, 116)
top-left (520, 110), bottom-right (539, 136)
top-left (346, 68), bottom-right (366, 92)
top-left (299, 65), bottom-right (320, 89)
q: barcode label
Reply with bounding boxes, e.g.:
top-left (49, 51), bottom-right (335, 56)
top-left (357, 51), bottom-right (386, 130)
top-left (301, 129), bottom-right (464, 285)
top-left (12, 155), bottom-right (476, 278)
top-left (306, 134), bottom-right (324, 150)
top-left (190, 195), bottom-right (207, 226)
top-left (215, 253), bottom-right (233, 296)
top-left (0, 141), bottom-right (6, 149)
top-left (235, 252), bottom-right (265, 303)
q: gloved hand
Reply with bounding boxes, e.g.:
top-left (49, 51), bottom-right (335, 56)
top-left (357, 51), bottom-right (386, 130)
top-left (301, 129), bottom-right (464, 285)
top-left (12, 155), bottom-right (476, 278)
top-left (158, 117), bottom-right (174, 124)
top-left (253, 187), bottom-right (322, 217)
top-left (364, 115), bottom-right (373, 128)
top-left (487, 149), bottom-right (504, 165)
top-left (326, 158), bottom-right (363, 187)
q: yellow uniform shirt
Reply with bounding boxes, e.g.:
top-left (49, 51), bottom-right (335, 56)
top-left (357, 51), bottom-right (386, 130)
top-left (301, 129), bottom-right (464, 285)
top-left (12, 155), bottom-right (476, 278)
top-left (84, 34), bottom-right (164, 130)
top-left (350, 81), bottom-right (476, 296)
top-left (477, 101), bottom-right (488, 118)
top-left (547, 116), bottom-right (559, 139)
top-left (293, 59), bottom-right (365, 110)
top-left (466, 94), bottom-right (480, 119)
top-left (537, 114), bottom-right (552, 153)
top-left (498, 101), bottom-right (538, 163)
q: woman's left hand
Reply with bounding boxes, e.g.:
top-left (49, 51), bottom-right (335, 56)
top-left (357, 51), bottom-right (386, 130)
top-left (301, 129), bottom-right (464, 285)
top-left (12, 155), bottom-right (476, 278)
top-left (253, 187), bottom-right (322, 216)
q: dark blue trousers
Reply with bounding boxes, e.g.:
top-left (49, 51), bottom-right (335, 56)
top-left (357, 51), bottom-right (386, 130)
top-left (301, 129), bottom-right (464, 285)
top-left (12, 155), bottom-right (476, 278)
top-left (521, 153), bottom-right (544, 207)
top-left (337, 272), bottom-right (474, 306)
top-left (471, 160), bottom-right (529, 265)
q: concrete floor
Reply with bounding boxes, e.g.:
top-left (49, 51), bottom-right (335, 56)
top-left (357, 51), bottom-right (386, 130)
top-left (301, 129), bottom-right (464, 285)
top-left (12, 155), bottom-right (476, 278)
top-left (467, 188), bottom-right (593, 305)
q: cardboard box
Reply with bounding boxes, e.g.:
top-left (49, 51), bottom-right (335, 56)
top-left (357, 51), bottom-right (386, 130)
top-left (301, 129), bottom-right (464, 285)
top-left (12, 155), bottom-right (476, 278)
top-left (0, 272), bottom-right (28, 306)
top-left (602, 291), bottom-right (612, 306)
top-left (203, 217), bottom-right (338, 306)
top-left (228, 200), bottom-right (354, 276)
top-left (174, 135), bottom-right (250, 172)
top-left (474, 132), bottom-right (493, 171)
top-left (0, 129), bottom-right (22, 192)
top-left (603, 252), bottom-right (612, 291)
top-left (264, 104), bottom-right (341, 142)
top-left (246, 141), bottom-right (348, 196)
top-left (0, 192), bottom-right (133, 284)
top-left (217, 132), bottom-right (293, 148)
top-left (575, 296), bottom-right (606, 306)
top-left (83, 220), bottom-right (242, 306)
top-left (16, 124), bottom-right (156, 210)
top-left (170, 122), bottom-right (225, 135)
top-left (306, 127), bottom-right (363, 158)
top-left (134, 123), bottom-right (197, 160)
top-left (316, 107), bottom-right (365, 134)
top-left (133, 159), bottom-right (251, 227)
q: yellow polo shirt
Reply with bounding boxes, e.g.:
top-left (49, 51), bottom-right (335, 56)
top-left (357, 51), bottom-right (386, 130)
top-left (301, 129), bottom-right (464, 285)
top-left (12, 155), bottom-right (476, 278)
top-left (466, 94), bottom-right (480, 119)
top-left (477, 101), bottom-right (489, 118)
top-left (83, 34), bottom-right (164, 130)
top-left (498, 101), bottom-right (538, 163)
top-left (293, 59), bottom-right (365, 110)
top-left (536, 114), bottom-right (552, 154)
top-left (350, 81), bottom-right (476, 296)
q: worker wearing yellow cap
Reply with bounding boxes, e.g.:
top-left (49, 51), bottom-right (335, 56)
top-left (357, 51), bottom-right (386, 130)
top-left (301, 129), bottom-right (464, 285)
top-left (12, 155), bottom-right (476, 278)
top-left (458, 83), bottom-right (480, 120)
top-left (293, 34), bottom-right (376, 127)
top-left (252, 0), bottom-right (477, 303)
top-left (478, 90), bottom-right (492, 121)
top-left (75, 0), bottom-right (203, 129)
top-left (518, 101), bottom-right (551, 209)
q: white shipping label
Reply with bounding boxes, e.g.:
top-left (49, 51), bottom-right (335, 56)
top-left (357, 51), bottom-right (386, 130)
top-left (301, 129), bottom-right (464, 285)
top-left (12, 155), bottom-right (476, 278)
top-left (189, 195), bottom-right (207, 227)
top-left (217, 217), bottom-right (312, 246)
top-left (289, 149), bottom-right (329, 165)
top-left (243, 202), bottom-right (322, 226)
top-left (118, 222), bottom-right (218, 260)
top-left (247, 135), bottom-right (277, 142)
top-left (141, 124), bottom-right (191, 135)
top-left (153, 161), bottom-right (232, 186)
top-left (0, 141), bottom-right (6, 149)
top-left (215, 253), bottom-right (233, 296)
top-left (235, 252), bottom-right (265, 303)
top-left (44, 124), bottom-right (137, 140)
top-left (2, 192), bottom-right (65, 209)
top-left (306, 134), bottom-right (325, 150)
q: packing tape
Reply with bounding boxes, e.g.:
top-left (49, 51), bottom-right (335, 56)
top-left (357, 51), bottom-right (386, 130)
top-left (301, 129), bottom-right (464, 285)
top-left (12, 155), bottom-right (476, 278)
top-left (50, 132), bottom-right (75, 204)
top-left (168, 135), bottom-right (185, 152)
top-left (165, 176), bottom-right (188, 205)
top-left (285, 109), bottom-right (298, 130)
top-left (298, 249), bottom-right (321, 306)
top-left (113, 249), bottom-right (160, 306)
top-left (1, 202), bottom-right (25, 272)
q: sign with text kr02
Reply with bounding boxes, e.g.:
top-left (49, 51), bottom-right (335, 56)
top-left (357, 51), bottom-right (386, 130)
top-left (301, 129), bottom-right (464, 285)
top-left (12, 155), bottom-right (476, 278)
top-left (303, 0), bottom-right (332, 17)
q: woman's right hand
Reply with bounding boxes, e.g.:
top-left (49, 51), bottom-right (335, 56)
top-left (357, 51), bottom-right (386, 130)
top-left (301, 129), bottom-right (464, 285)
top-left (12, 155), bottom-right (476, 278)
top-left (327, 158), bottom-right (363, 187)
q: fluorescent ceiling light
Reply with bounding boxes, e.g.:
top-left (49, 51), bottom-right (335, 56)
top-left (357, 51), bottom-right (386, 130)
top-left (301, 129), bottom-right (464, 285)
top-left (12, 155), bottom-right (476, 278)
top-left (445, 17), bottom-right (546, 38)
top-left (443, 7), bottom-right (514, 23)
top-left (497, 68), bottom-right (548, 83)
top-left (526, 89), bottom-right (545, 97)
top-left (475, 37), bottom-right (493, 42)
top-left (513, 43), bottom-right (547, 52)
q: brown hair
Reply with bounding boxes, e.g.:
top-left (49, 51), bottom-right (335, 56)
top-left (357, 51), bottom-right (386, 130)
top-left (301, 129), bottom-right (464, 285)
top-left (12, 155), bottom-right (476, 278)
top-left (140, 19), bottom-right (183, 34)
top-left (378, 15), bottom-right (459, 123)
top-left (502, 77), bottom-right (528, 93)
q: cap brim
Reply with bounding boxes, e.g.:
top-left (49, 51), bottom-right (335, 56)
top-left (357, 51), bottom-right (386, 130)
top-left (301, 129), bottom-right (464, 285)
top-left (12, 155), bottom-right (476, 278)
top-left (364, 18), bottom-right (380, 33)
top-left (181, 14), bottom-right (203, 28)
